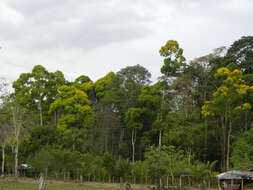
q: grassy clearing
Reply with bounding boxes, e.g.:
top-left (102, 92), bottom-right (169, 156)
top-left (0, 180), bottom-right (115, 190)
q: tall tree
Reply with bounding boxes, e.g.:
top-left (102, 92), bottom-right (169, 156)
top-left (6, 94), bottom-right (29, 178)
top-left (49, 85), bottom-right (91, 133)
top-left (125, 108), bottom-right (144, 164)
top-left (202, 67), bottom-right (253, 169)
top-left (158, 40), bottom-right (186, 150)
top-left (13, 65), bottom-right (67, 127)
top-left (0, 118), bottom-right (11, 176)
top-left (226, 36), bottom-right (253, 75)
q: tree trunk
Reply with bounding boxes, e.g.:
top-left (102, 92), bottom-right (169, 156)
top-left (132, 128), bottom-right (136, 164)
top-left (187, 147), bottom-right (192, 164)
top-left (221, 114), bottom-right (226, 170)
top-left (54, 110), bottom-right (57, 126)
top-left (159, 89), bottom-right (165, 151)
top-left (14, 140), bottom-right (19, 178)
top-left (119, 128), bottom-right (125, 160)
top-left (170, 172), bottom-right (174, 185)
top-left (80, 174), bottom-right (83, 184)
top-left (204, 119), bottom-right (207, 162)
top-left (159, 178), bottom-right (162, 190)
top-left (12, 106), bottom-right (20, 179)
top-left (159, 129), bottom-right (162, 150)
top-left (245, 110), bottom-right (248, 131)
top-left (226, 119), bottom-right (232, 170)
top-left (1, 144), bottom-right (5, 176)
top-left (39, 98), bottom-right (43, 126)
top-left (45, 167), bottom-right (48, 182)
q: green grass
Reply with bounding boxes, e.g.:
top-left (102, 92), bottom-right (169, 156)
top-left (0, 181), bottom-right (114, 190)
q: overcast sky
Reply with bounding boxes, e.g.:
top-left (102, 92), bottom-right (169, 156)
top-left (0, 0), bottom-right (253, 83)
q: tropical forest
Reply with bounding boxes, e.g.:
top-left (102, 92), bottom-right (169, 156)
top-left (1, 36), bottom-right (253, 189)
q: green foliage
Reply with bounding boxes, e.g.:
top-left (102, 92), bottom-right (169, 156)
top-left (116, 159), bottom-right (132, 181)
top-left (125, 108), bottom-right (143, 130)
top-left (159, 40), bottom-right (186, 77)
top-left (117, 64), bottom-right (151, 86)
top-left (75, 75), bottom-right (92, 84)
top-left (49, 85), bottom-right (91, 132)
top-left (144, 145), bottom-right (188, 184)
top-left (20, 126), bottom-right (59, 158)
top-left (3, 36), bottom-right (253, 188)
top-left (12, 65), bottom-right (66, 125)
top-left (28, 146), bottom-right (53, 173)
top-left (94, 72), bottom-right (116, 100)
top-left (102, 152), bottom-right (116, 177)
top-left (226, 36), bottom-right (253, 74)
top-left (231, 128), bottom-right (253, 170)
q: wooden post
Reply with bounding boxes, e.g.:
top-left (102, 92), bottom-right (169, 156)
top-left (241, 179), bottom-right (244, 190)
top-left (231, 179), bottom-right (234, 190)
top-left (38, 173), bottom-right (46, 190)
top-left (218, 179), bottom-right (221, 190)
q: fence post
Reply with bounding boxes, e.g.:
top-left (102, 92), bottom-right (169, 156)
top-left (38, 173), bottom-right (46, 190)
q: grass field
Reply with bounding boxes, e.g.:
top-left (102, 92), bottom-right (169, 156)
top-left (0, 179), bottom-right (217, 190)
top-left (0, 180), bottom-right (115, 190)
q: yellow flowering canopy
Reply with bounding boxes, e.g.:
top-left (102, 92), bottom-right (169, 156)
top-left (202, 67), bottom-right (253, 117)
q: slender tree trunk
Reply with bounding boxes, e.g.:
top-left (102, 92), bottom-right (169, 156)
top-left (80, 174), bottom-right (83, 183)
top-left (187, 148), bottom-right (192, 164)
top-left (226, 119), bottom-right (232, 170)
top-left (132, 128), bottom-right (136, 164)
top-left (105, 128), bottom-right (108, 153)
top-left (1, 144), bottom-right (5, 176)
top-left (159, 89), bottom-right (165, 150)
top-left (160, 178), bottom-right (162, 190)
top-left (170, 171), bottom-right (174, 185)
top-left (12, 106), bottom-right (20, 179)
top-left (159, 130), bottom-right (162, 150)
top-left (54, 110), bottom-right (57, 126)
top-left (204, 119), bottom-right (207, 162)
top-left (119, 128), bottom-right (125, 160)
top-left (14, 140), bottom-right (19, 178)
top-left (39, 98), bottom-right (43, 126)
top-left (220, 114), bottom-right (226, 170)
top-left (245, 110), bottom-right (248, 131)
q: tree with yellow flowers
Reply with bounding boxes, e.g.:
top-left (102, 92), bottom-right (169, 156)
top-left (158, 40), bottom-right (186, 150)
top-left (202, 67), bottom-right (253, 170)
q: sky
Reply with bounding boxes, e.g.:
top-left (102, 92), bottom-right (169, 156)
top-left (0, 0), bottom-right (253, 83)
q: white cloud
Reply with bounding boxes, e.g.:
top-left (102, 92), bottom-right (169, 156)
top-left (0, 1), bottom-right (24, 24)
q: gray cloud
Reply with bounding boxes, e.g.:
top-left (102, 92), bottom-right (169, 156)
top-left (1, 0), bottom-right (152, 51)
top-left (0, 0), bottom-right (253, 83)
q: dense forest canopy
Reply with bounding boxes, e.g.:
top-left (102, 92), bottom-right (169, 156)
top-left (1, 36), bottom-right (253, 186)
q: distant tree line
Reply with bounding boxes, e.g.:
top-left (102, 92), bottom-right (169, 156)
top-left (1, 36), bottom-right (253, 188)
